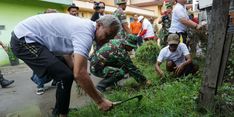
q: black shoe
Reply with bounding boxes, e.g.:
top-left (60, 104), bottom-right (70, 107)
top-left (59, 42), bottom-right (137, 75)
top-left (0, 78), bottom-right (14, 88)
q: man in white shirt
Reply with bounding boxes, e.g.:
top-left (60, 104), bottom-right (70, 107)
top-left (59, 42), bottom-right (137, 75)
top-left (138, 16), bottom-right (155, 41)
top-left (169, 0), bottom-right (201, 45)
top-left (155, 34), bottom-right (198, 78)
top-left (10, 13), bottom-right (120, 117)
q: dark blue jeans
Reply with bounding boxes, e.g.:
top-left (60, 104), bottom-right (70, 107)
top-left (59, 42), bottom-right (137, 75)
top-left (31, 72), bottom-right (52, 88)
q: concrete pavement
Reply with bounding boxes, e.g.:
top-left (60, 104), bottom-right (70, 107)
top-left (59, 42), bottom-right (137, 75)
top-left (0, 64), bottom-right (101, 117)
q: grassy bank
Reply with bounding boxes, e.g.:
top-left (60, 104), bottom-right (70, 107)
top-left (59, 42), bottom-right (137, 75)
top-left (69, 61), bottom-right (210, 117)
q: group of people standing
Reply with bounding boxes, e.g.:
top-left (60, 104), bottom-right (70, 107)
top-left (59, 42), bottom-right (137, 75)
top-left (156, 0), bottom-right (203, 78)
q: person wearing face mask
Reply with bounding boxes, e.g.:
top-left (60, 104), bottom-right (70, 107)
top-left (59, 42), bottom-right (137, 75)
top-left (155, 34), bottom-right (198, 78)
top-left (91, 1), bottom-right (106, 21)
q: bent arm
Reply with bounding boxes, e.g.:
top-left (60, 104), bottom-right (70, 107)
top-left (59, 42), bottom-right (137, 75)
top-left (180, 17), bottom-right (198, 28)
top-left (155, 61), bottom-right (164, 77)
top-left (183, 54), bottom-right (192, 66)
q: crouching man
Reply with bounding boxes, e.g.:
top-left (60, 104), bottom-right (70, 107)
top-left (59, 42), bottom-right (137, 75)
top-left (90, 34), bottom-right (149, 92)
top-left (155, 34), bottom-right (198, 78)
top-left (10, 13), bottom-right (120, 117)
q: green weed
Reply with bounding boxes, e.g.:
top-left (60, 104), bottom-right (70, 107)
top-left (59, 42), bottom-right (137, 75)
top-left (69, 62), bottom-right (206, 117)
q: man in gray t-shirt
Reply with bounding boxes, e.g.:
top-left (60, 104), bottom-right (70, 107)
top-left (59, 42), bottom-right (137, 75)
top-left (10, 13), bottom-right (120, 116)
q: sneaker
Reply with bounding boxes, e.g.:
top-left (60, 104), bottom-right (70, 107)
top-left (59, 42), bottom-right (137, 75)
top-left (36, 88), bottom-right (45, 95)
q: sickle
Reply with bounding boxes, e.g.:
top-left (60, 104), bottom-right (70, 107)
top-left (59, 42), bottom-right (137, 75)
top-left (112, 95), bottom-right (143, 106)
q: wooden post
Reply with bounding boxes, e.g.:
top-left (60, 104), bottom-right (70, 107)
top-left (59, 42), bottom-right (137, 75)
top-left (199, 0), bottom-right (231, 110)
top-left (218, 1), bottom-right (234, 86)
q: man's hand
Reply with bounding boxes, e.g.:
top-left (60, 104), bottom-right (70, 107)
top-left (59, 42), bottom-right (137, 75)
top-left (155, 61), bottom-right (164, 78)
top-left (98, 98), bottom-right (113, 111)
top-left (175, 63), bottom-right (185, 76)
top-left (159, 70), bottom-right (164, 78)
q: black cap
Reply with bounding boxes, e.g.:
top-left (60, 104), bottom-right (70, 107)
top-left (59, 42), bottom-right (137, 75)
top-left (67, 3), bottom-right (79, 11)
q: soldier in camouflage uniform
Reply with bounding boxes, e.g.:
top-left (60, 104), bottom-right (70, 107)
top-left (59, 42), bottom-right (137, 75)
top-left (158, 3), bottom-right (172, 47)
top-left (90, 34), bottom-right (147, 92)
top-left (113, 0), bottom-right (131, 39)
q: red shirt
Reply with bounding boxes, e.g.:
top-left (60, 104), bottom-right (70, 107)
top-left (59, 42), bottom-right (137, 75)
top-left (192, 17), bottom-right (199, 24)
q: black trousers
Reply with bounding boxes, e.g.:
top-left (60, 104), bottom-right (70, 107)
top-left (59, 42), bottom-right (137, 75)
top-left (10, 32), bottom-right (74, 114)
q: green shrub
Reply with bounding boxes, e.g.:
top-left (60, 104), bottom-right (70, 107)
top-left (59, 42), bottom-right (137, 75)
top-left (135, 40), bottom-right (161, 64)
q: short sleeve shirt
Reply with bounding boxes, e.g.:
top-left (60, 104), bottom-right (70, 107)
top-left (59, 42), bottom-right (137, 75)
top-left (14, 13), bottom-right (96, 58)
top-left (157, 43), bottom-right (190, 66)
top-left (169, 3), bottom-right (189, 33)
top-left (142, 19), bottom-right (155, 38)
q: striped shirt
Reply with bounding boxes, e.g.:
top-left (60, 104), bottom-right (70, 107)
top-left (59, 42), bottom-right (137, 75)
top-left (14, 13), bottom-right (96, 58)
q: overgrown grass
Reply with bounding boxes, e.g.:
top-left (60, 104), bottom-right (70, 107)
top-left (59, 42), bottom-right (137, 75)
top-left (69, 60), bottom-right (208, 117)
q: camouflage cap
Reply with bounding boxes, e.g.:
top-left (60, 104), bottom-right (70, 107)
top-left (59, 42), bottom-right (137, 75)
top-left (116, 0), bottom-right (127, 5)
top-left (123, 34), bottom-right (137, 48)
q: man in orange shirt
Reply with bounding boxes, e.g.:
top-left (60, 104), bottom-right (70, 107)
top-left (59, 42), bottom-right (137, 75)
top-left (130, 14), bottom-right (142, 35)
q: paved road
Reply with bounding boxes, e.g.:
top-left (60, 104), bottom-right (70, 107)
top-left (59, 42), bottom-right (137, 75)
top-left (0, 64), bottom-right (101, 117)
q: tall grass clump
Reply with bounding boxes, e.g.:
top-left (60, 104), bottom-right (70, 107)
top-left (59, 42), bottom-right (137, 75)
top-left (135, 40), bottom-right (160, 64)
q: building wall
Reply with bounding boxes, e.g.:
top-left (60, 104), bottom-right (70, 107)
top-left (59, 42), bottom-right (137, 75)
top-left (130, 0), bottom-right (156, 4)
top-left (101, 0), bottom-right (115, 6)
top-left (0, 0), bottom-right (66, 65)
top-left (141, 5), bottom-right (161, 18)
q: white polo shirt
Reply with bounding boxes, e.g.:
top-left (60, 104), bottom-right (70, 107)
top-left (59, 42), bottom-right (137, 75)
top-left (157, 43), bottom-right (190, 66)
top-left (169, 3), bottom-right (189, 33)
top-left (142, 19), bottom-right (155, 38)
top-left (14, 13), bottom-right (96, 58)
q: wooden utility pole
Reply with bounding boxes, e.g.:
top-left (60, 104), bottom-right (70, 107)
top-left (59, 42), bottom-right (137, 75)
top-left (199, 0), bottom-right (231, 110)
